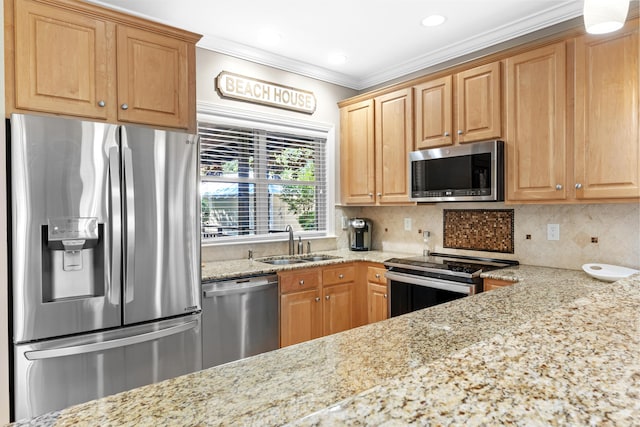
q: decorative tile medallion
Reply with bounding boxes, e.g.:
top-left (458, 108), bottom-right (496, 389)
top-left (443, 209), bottom-right (514, 253)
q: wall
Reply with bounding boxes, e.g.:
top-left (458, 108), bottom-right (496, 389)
top-left (337, 203), bottom-right (640, 271)
top-left (196, 48), bottom-right (358, 263)
top-left (0, 1), bottom-right (9, 421)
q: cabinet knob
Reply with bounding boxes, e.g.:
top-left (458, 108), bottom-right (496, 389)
top-left (315, 297), bottom-right (320, 302)
top-left (338, 274), bottom-right (344, 279)
top-left (457, 130), bottom-right (463, 135)
top-left (575, 183), bottom-right (583, 189)
top-left (368, 193), bottom-right (373, 197)
top-left (377, 192), bottom-right (382, 197)
top-left (375, 273), bottom-right (381, 279)
top-left (325, 295), bottom-right (330, 300)
top-left (97, 100), bottom-right (105, 107)
top-left (555, 184), bottom-right (563, 190)
top-left (121, 103), bottom-right (129, 110)
top-left (444, 132), bottom-right (450, 137)
top-left (299, 280), bottom-right (304, 286)
top-left (384, 294), bottom-right (388, 298)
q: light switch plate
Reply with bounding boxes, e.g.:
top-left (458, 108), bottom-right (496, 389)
top-left (404, 217), bottom-right (412, 231)
top-left (547, 224), bottom-right (560, 241)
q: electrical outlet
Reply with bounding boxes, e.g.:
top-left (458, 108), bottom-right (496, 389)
top-left (341, 216), bottom-right (349, 230)
top-left (547, 224), bottom-right (560, 241)
top-left (404, 217), bottom-right (412, 231)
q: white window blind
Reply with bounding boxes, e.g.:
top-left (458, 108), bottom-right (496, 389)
top-left (199, 121), bottom-right (328, 242)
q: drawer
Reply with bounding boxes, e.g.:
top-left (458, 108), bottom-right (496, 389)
top-left (279, 268), bottom-right (321, 293)
top-left (367, 266), bottom-right (387, 285)
top-left (322, 264), bottom-right (355, 286)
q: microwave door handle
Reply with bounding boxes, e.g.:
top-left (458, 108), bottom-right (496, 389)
top-left (123, 146), bottom-right (135, 303)
top-left (108, 146), bottom-right (121, 305)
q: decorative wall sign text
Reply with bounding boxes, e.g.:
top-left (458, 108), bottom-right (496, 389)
top-left (216, 71), bottom-right (317, 114)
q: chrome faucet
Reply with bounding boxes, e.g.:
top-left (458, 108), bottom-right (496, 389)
top-left (285, 225), bottom-right (294, 255)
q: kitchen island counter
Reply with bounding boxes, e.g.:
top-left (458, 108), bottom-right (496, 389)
top-left (11, 266), bottom-right (639, 426)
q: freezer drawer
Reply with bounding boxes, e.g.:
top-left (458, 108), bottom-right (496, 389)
top-left (13, 314), bottom-right (201, 421)
top-left (202, 275), bottom-right (278, 369)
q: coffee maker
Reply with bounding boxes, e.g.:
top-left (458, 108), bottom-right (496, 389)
top-left (348, 218), bottom-right (372, 251)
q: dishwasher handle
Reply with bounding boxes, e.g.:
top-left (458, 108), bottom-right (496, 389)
top-left (203, 277), bottom-right (277, 298)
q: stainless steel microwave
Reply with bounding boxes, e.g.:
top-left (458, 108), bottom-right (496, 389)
top-left (409, 140), bottom-right (504, 202)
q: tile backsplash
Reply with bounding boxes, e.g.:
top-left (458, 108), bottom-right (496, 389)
top-left (442, 209), bottom-right (514, 253)
top-left (337, 202), bottom-right (640, 270)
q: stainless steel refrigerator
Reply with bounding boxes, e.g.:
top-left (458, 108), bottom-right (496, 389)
top-left (9, 113), bottom-right (202, 421)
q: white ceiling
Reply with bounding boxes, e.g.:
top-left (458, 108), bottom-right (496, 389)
top-left (88, 0), bottom-right (594, 89)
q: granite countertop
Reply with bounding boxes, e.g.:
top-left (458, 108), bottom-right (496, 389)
top-left (11, 265), bottom-right (640, 426)
top-left (201, 249), bottom-right (409, 281)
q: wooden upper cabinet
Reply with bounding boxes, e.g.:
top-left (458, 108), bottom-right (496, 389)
top-left (414, 75), bottom-right (453, 149)
top-left (13, 0), bottom-right (113, 119)
top-left (456, 62), bottom-right (502, 143)
top-left (7, 0), bottom-right (200, 130)
top-left (341, 99), bottom-right (375, 204)
top-left (116, 26), bottom-right (191, 129)
top-left (506, 42), bottom-right (567, 202)
top-left (341, 88), bottom-right (413, 205)
top-left (574, 22), bottom-right (640, 200)
top-left (374, 88), bottom-right (413, 204)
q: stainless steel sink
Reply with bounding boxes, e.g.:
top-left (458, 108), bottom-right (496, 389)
top-left (257, 254), bottom-right (342, 265)
top-left (300, 255), bottom-right (342, 262)
top-left (260, 258), bottom-right (307, 265)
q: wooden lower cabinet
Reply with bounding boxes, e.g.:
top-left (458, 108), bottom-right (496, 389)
top-left (367, 283), bottom-right (388, 324)
top-left (366, 265), bottom-right (388, 324)
top-left (322, 282), bottom-right (354, 336)
top-left (280, 288), bottom-right (322, 347)
top-left (279, 263), bottom-right (359, 347)
top-left (483, 278), bottom-right (516, 292)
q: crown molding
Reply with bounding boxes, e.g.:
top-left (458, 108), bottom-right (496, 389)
top-left (356, 2), bottom-right (585, 89)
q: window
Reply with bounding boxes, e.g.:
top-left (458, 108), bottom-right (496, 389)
top-left (199, 116), bottom-right (330, 243)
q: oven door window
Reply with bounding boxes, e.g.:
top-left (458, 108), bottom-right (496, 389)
top-left (389, 280), bottom-right (466, 317)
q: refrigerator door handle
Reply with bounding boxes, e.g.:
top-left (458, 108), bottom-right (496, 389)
top-left (108, 146), bottom-right (122, 305)
top-left (123, 146), bottom-right (136, 303)
top-left (24, 320), bottom-right (199, 361)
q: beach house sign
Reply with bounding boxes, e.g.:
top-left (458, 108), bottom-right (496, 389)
top-left (216, 71), bottom-right (317, 114)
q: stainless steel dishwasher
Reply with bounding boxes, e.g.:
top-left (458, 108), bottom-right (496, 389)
top-left (202, 274), bottom-right (279, 369)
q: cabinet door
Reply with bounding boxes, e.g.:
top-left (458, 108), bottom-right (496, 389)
top-left (117, 26), bottom-right (191, 129)
top-left (367, 283), bottom-right (388, 324)
top-left (374, 88), bottom-right (414, 204)
top-left (340, 100), bottom-right (376, 204)
top-left (13, 0), bottom-right (112, 119)
top-left (483, 278), bottom-right (516, 292)
top-left (574, 23), bottom-right (640, 200)
top-left (506, 42), bottom-right (567, 201)
top-left (280, 288), bottom-right (322, 347)
top-left (415, 76), bottom-right (453, 149)
top-left (322, 282), bottom-right (354, 336)
top-left (456, 62), bottom-right (502, 143)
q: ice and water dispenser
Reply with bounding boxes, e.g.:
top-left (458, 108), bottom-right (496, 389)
top-left (42, 217), bottom-right (104, 301)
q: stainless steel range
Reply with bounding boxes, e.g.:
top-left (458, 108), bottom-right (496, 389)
top-left (384, 252), bottom-right (518, 317)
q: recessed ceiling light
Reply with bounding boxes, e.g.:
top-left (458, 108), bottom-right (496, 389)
top-left (421, 15), bottom-right (446, 27)
top-left (328, 53), bottom-right (347, 65)
top-left (257, 29), bottom-right (282, 47)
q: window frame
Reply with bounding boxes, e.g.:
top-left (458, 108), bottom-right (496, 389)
top-left (198, 102), bottom-right (336, 246)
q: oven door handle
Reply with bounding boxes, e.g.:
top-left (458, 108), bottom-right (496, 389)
top-left (384, 270), bottom-right (474, 295)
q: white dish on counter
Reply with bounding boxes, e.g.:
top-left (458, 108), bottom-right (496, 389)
top-left (582, 263), bottom-right (640, 282)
